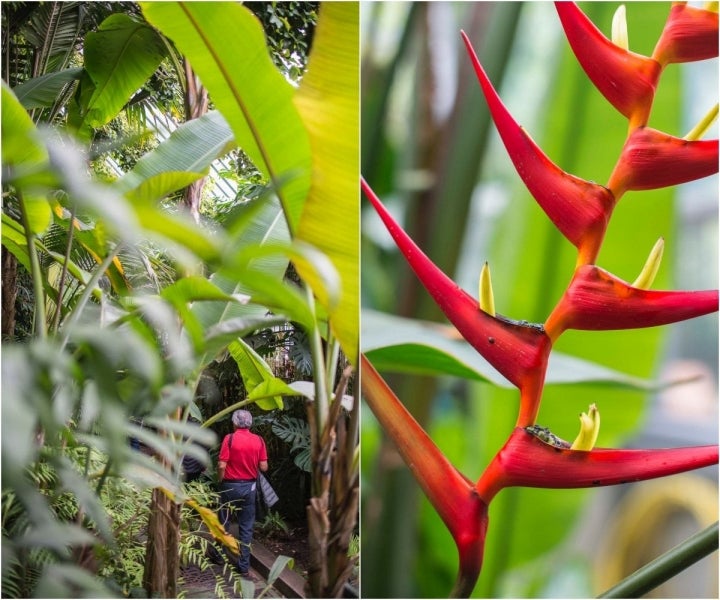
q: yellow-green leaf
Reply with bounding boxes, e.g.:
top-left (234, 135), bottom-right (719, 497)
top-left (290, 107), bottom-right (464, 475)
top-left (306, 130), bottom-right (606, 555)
top-left (294, 2), bottom-right (360, 366)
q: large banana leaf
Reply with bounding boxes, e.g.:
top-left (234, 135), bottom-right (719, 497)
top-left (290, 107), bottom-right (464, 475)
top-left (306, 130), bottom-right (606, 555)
top-left (294, 2), bottom-right (360, 366)
top-left (117, 110), bottom-right (236, 201)
top-left (1, 84), bottom-right (53, 237)
top-left (70, 13), bottom-right (167, 135)
top-left (228, 338), bottom-right (294, 411)
top-left (140, 2), bottom-right (312, 235)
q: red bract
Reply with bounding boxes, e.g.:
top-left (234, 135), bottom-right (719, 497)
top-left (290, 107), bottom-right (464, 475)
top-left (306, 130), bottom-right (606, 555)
top-left (361, 177), bottom-right (552, 394)
top-left (476, 427), bottom-right (720, 503)
top-left (609, 127), bottom-right (719, 195)
top-left (554, 1), bottom-right (661, 128)
top-left (545, 265), bottom-right (719, 340)
top-left (361, 355), bottom-right (489, 598)
top-left (461, 31), bottom-right (615, 264)
top-left (653, 3), bottom-right (719, 66)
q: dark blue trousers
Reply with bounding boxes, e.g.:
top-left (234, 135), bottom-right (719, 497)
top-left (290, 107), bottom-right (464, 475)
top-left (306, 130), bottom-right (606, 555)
top-left (219, 481), bottom-right (257, 574)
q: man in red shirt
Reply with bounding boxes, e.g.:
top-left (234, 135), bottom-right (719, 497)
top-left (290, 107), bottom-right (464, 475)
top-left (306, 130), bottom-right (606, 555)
top-left (218, 409), bottom-right (269, 579)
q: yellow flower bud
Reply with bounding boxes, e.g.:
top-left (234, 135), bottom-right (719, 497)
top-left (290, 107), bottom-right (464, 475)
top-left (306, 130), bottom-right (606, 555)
top-left (612, 5), bottom-right (629, 50)
top-left (684, 103), bottom-right (718, 141)
top-left (479, 261), bottom-right (496, 317)
top-left (632, 237), bottom-right (664, 290)
top-left (571, 403), bottom-right (600, 451)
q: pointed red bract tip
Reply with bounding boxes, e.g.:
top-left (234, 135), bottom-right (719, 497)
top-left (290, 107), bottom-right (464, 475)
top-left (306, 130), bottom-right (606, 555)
top-left (461, 31), bottom-right (616, 262)
top-left (361, 354), bottom-right (489, 598)
top-left (544, 265), bottom-right (719, 340)
top-left (653, 3), bottom-right (719, 66)
top-left (608, 127), bottom-right (719, 196)
top-left (477, 427), bottom-right (719, 502)
top-left (362, 178), bottom-right (553, 389)
top-left (554, 1), bottom-right (661, 128)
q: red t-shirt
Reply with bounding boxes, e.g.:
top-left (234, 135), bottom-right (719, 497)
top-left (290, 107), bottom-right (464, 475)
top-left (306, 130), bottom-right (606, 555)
top-left (219, 429), bottom-right (268, 480)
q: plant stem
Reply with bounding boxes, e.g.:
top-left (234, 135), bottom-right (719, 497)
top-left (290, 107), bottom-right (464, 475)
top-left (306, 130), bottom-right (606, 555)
top-left (58, 244), bottom-right (122, 351)
top-left (598, 521), bottom-right (719, 599)
top-left (18, 190), bottom-right (47, 339)
top-left (305, 283), bottom-right (329, 434)
top-left (51, 204), bottom-right (77, 333)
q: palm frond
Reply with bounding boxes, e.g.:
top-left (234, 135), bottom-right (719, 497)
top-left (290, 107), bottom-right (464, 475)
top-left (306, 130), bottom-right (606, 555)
top-left (20, 2), bottom-right (85, 76)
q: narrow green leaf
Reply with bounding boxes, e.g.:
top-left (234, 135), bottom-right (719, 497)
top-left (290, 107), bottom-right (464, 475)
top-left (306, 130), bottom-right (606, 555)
top-left (267, 555), bottom-right (295, 585)
top-left (140, 2), bottom-right (312, 233)
top-left (294, 2), bottom-right (360, 365)
top-left (161, 276), bottom-right (239, 305)
top-left (131, 203), bottom-right (222, 263)
top-left (12, 67), bottom-right (83, 109)
top-left (2, 212), bottom-right (34, 268)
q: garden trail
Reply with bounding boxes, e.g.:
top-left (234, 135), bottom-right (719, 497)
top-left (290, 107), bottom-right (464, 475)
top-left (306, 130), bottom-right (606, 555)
top-left (181, 539), bottom-right (307, 599)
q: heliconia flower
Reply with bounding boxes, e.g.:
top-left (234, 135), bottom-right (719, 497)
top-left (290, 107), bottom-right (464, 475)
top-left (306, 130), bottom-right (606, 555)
top-left (544, 264), bottom-right (719, 341)
top-left (608, 127), bottom-right (719, 197)
top-left (476, 426), bottom-right (719, 503)
top-left (461, 31), bottom-right (615, 265)
top-left (361, 355), bottom-right (489, 598)
top-left (653, 2), bottom-right (719, 66)
top-left (362, 178), bottom-right (552, 396)
top-left (554, 1), bottom-right (661, 128)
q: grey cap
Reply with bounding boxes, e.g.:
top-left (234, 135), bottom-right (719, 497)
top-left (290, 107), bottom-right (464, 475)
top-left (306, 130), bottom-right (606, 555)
top-left (232, 409), bottom-right (253, 429)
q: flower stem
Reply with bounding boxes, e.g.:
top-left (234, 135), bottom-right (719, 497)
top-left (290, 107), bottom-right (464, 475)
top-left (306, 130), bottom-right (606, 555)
top-left (597, 521), bottom-right (719, 598)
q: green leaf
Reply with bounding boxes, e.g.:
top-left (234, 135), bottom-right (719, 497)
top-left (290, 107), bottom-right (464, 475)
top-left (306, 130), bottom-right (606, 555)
top-left (74, 14), bottom-right (166, 132)
top-left (123, 171), bottom-right (204, 204)
top-left (161, 276), bottom-right (239, 305)
top-left (363, 310), bottom-right (656, 390)
top-left (117, 110), bottom-right (236, 200)
top-left (247, 379), bottom-right (299, 409)
top-left (1, 213), bottom-right (33, 273)
top-left (12, 67), bottom-right (83, 109)
top-left (1, 81), bottom-right (47, 169)
top-left (203, 315), bottom-right (289, 365)
top-left (294, 2), bottom-right (360, 365)
top-left (129, 202), bottom-right (223, 263)
top-left (191, 196), bottom-right (292, 368)
top-left (160, 277), bottom-right (249, 354)
top-left (228, 338), bottom-right (284, 411)
top-left (140, 2), bottom-right (312, 233)
top-left (267, 555), bottom-right (295, 585)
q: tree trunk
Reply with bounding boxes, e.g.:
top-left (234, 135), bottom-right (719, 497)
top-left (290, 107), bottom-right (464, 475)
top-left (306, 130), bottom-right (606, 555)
top-left (181, 59), bottom-right (209, 224)
top-left (142, 488), bottom-right (181, 598)
top-left (2, 246), bottom-right (17, 338)
top-left (307, 366), bottom-right (359, 597)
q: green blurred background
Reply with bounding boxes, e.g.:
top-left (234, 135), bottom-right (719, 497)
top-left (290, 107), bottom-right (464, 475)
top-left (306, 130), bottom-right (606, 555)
top-left (360, 2), bottom-right (718, 598)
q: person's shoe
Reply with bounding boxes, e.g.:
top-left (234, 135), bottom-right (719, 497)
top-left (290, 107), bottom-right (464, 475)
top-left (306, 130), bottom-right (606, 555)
top-left (239, 570), bottom-right (257, 582)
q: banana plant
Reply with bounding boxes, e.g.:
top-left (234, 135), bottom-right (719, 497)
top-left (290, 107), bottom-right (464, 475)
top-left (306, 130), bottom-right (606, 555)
top-left (2, 2), bottom-right (358, 597)
top-left (361, 2), bottom-right (718, 597)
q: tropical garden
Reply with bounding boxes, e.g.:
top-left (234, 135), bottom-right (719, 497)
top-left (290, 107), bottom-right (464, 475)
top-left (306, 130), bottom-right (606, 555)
top-left (2, 2), bottom-right (358, 598)
top-left (361, 2), bottom-right (718, 598)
